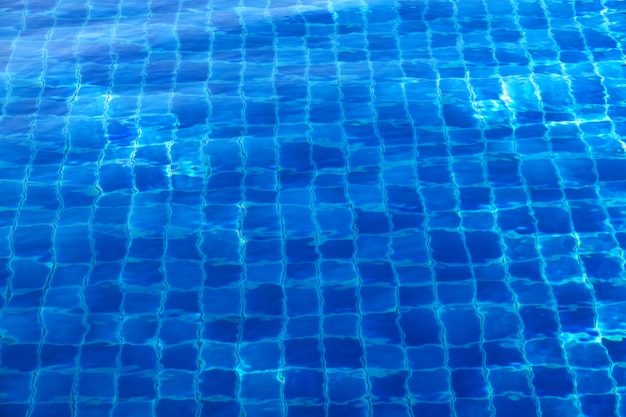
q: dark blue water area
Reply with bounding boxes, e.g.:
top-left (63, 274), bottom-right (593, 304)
top-left (2, 0), bottom-right (626, 416)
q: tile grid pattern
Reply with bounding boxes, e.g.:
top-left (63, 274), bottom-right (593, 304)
top-left (360, 1), bottom-right (416, 416)
top-left (553, 0), bottom-right (624, 413)
top-left (2, 0), bottom-right (626, 417)
top-left (267, 4), bottom-right (290, 417)
top-left (514, 0), bottom-right (585, 414)
top-left (451, 0), bottom-right (499, 414)
top-left (531, 0), bottom-right (615, 415)
top-left (2, 1), bottom-right (29, 311)
top-left (475, 0), bottom-right (543, 415)
top-left (472, 8), bottom-right (541, 417)
top-left (298, 0), bottom-right (331, 414)
top-left (423, 0), bottom-right (486, 414)
top-left (194, 3), bottom-right (213, 415)
top-left (564, 0), bottom-right (620, 393)
top-left (573, 0), bottom-right (626, 414)
top-left (69, 0), bottom-right (89, 410)
top-left (389, 4), bottom-right (420, 416)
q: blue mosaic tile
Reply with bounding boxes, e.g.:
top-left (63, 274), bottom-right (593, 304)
top-left (2, 0), bottom-right (626, 415)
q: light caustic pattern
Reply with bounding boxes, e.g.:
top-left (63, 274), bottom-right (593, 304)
top-left (1, 0), bottom-right (626, 417)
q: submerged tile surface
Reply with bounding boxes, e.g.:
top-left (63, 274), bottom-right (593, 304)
top-left (2, 0), bottom-right (626, 416)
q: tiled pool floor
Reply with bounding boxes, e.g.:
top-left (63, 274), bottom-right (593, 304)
top-left (2, 0), bottom-right (626, 416)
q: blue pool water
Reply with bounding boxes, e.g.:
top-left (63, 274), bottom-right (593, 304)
top-left (2, 0), bottom-right (626, 416)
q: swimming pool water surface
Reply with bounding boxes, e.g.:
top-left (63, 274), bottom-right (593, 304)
top-left (2, 0), bottom-right (626, 416)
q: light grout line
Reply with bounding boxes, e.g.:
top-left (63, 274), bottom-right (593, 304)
top-left (153, 0), bottom-right (183, 414)
top-left (473, 0), bottom-right (543, 414)
top-left (265, 1), bottom-right (289, 416)
top-left (326, 0), bottom-right (374, 414)
top-left (297, 0), bottom-right (331, 415)
top-left (234, 1), bottom-right (249, 415)
top-left (72, 0), bottom-right (126, 414)
top-left (26, 0), bottom-right (91, 414)
top-left (446, 0), bottom-right (498, 414)
top-left (359, 1), bottom-right (414, 415)
top-left (193, 1), bottom-right (215, 416)
top-left (1, 0), bottom-right (29, 315)
top-left (537, 0), bottom-right (623, 415)
top-left (109, 0), bottom-right (152, 414)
